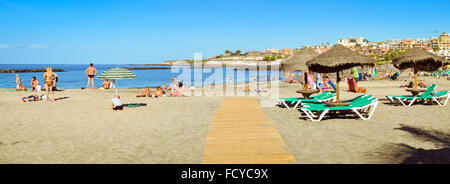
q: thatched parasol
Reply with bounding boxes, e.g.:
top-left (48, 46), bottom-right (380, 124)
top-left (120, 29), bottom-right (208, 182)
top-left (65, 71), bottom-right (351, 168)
top-left (281, 47), bottom-right (319, 72)
top-left (444, 59), bottom-right (450, 66)
top-left (393, 48), bottom-right (444, 89)
top-left (281, 47), bottom-right (320, 92)
top-left (306, 44), bottom-right (375, 103)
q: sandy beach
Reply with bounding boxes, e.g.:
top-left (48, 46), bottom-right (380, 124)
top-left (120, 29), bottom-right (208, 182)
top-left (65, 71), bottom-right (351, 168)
top-left (0, 76), bottom-right (449, 163)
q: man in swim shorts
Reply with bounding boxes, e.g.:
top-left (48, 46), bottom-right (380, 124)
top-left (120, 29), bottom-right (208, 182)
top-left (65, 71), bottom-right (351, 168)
top-left (85, 63), bottom-right (98, 89)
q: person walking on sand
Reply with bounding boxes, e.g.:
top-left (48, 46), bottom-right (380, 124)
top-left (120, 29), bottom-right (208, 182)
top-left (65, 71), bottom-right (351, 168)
top-left (85, 63), bottom-right (98, 89)
top-left (43, 66), bottom-right (58, 102)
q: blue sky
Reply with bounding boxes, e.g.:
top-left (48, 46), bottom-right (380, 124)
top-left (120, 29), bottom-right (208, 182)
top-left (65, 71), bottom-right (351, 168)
top-left (0, 0), bottom-right (449, 64)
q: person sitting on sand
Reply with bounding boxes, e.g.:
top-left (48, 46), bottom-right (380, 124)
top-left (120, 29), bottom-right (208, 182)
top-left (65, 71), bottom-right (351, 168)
top-left (21, 94), bottom-right (42, 102)
top-left (16, 74), bottom-right (21, 90)
top-left (102, 79), bottom-right (111, 89)
top-left (111, 95), bottom-right (124, 111)
top-left (30, 76), bottom-right (41, 92)
top-left (169, 83), bottom-right (184, 97)
top-left (168, 77), bottom-right (180, 90)
top-left (136, 86), bottom-right (152, 97)
top-left (154, 86), bottom-right (166, 97)
top-left (15, 74), bottom-right (26, 91)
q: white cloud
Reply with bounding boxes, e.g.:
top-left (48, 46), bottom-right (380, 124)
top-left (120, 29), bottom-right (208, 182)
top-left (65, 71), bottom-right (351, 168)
top-left (0, 44), bottom-right (9, 49)
top-left (29, 44), bottom-right (48, 49)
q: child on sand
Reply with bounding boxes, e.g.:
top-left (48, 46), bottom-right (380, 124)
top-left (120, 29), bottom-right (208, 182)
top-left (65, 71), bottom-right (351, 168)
top-left (111, 95), bottom-right (124, 111)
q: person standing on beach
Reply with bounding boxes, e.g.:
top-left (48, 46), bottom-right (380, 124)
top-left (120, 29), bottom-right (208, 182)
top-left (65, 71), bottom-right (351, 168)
top-left (85, 63), bottom-right (98, 89)
top-left (44, 67), bottom-right (58, 102)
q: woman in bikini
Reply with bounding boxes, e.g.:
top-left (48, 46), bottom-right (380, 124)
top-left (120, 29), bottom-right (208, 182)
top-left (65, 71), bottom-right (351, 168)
top-left (43, 67), bottom-right (58, 102)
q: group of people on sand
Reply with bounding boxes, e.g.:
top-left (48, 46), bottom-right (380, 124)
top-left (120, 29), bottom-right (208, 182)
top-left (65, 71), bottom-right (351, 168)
top-left (136, 86), bottom-right (166, 98)
top-left (136, 77), bottom-right (187, 98)
top-left (19, 66), bottom-right (58, 102)
top-left (284, 70), bottom-right (337, 93)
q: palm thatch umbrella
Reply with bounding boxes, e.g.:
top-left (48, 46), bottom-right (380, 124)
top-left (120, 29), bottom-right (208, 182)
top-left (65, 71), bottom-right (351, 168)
top-left (393, 48), bottom-right (444, 90)
top-left (306, 44), bottom-right (375, 103)
top-left (281, 47), bottom-right (320, 91)
top-left (281, 47), bottom-right (319, 72)
top-left (97, 68), bottom-right (137, 95)
top-left (444, 59), bottom-right (450, 67)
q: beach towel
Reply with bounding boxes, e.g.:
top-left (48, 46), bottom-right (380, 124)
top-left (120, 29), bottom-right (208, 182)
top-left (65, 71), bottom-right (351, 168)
top-left (5, 88), bottom-right (32, 91)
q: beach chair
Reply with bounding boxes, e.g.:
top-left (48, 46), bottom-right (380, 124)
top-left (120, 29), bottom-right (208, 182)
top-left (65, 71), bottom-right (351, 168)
top-left (430, 91), bottom-right (450, 106)
top-left (385, 84), bottom-right (438, 107)
top-left (299, 94), bottom-right (379, 122)
top-left (277, 92), bottom-right (336, 109)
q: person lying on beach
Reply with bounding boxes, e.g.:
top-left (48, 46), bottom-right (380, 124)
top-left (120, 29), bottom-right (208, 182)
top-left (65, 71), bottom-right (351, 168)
top-left (136, 86), bottom-right (152, 97)
top-left (102, 79), bottom-right (111, 89)
top-left (400, 82), bottom-right (428, 88)
top-left (111, 95), bottom-right (124, 111)
top-left (21, 94), bottom-right (42, 102)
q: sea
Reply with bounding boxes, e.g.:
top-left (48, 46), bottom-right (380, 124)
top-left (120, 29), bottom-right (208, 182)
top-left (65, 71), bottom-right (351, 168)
top-left (0, 64), bottom-right (285, 89)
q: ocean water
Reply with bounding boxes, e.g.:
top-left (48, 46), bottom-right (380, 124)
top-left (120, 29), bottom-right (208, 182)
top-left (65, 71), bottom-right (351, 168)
top-left (0, 64), bottom-right (283, 89)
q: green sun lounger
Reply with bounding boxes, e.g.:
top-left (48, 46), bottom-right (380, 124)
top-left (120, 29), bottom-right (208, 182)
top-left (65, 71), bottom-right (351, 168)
top-left (277, 91), bottom-right (336, 109)
top-left (299, 94), bottom-right (379, 122)
top-left (385, 84), bottom-right (445, 107)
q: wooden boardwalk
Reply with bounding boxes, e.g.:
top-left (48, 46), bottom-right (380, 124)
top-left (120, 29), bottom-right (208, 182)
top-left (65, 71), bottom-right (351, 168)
top-left (202, 98), bottom-right (296, 164)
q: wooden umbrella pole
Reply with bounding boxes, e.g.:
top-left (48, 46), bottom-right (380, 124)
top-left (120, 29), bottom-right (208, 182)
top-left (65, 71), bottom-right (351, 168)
top-left (304, 70), bottom-right (308, 91)
top-left (336, 71), bottom-right (340, 103)
top-left (414, 68), bottom-right (418, 90)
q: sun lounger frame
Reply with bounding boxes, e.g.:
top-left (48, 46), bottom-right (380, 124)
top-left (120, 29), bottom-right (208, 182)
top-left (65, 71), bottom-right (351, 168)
top-left (277, 92), bottom-right (336, 109)
top-left (299, 96), bottom-right (379, 122)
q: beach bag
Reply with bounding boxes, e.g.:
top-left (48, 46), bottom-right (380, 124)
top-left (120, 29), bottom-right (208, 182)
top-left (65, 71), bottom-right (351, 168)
top-left (358, 87), bottom-right (366, 93)
top-left (347, 78), bottom-right (358, 93)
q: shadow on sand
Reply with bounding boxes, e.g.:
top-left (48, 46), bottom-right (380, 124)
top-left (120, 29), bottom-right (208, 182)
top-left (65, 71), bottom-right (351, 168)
top-left (372, 124), bottom-right (450, 164)
top-left (54, 97), bottom-right (69, 101)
